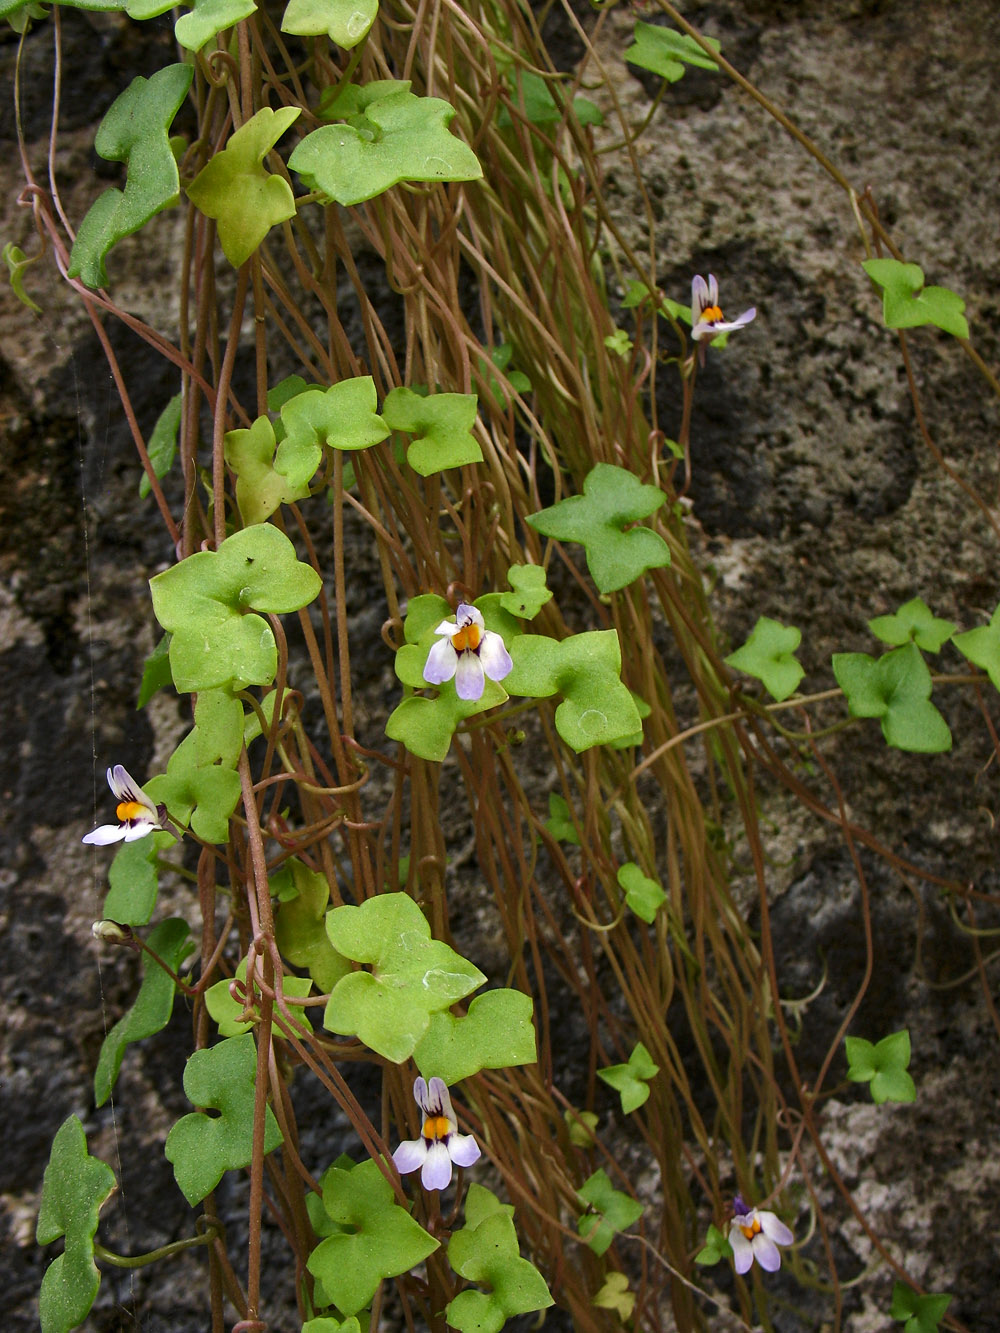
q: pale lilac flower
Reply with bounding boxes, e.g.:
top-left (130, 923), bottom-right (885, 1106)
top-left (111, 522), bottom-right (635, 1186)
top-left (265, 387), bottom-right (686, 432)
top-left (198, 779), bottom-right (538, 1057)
top-left (728, 1194), bottom-right (794, 1274)
top-left (82, 765), bottom-right (166, 845)
top-left (423, 602), bottom-right (513, 702)
top-left (392, 1076), bottom-right (481, 1191)
top-left (690, 273), bottom-right (756, 362)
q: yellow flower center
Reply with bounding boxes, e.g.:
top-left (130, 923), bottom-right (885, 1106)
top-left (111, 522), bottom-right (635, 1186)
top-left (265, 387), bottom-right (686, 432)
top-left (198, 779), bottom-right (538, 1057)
top-left (451, 623), bottom-right (482, 653)
top-left (116, 800), bottom-right (147, 822)
top-left (740, 1218), bottom-right (762, 1240)
top-left (422, 1115), bottom-right (451, 1141)
top-left (701, 304), bottom-right (723, 323)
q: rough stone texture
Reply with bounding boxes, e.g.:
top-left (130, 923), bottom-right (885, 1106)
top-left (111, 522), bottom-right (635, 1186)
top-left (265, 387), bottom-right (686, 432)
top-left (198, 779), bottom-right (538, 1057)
top-left (2, 1), bottom-right (1000, 1329)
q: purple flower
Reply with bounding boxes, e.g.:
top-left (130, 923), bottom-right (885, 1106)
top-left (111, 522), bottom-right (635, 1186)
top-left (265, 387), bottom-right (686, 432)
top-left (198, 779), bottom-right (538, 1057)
top-left (422, 602), bottom-right (513, 702)
top-left (728, 1195), bottom-right (794, 1274)
top-left (690, 274), bottom-right (756, 362)
top-left (392, 1076), bottom-right (481, 1191)
top-left (82, 765), bottom-right (166, 846)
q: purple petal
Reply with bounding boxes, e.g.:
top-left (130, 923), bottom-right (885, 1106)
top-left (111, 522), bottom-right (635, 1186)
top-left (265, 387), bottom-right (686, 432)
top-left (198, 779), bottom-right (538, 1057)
top-left (425, 1077), bottom-right (454, 1120)
top-left (758, 1211), bottom-right (793, 1247)
top-left (393, 1137), bottom-right (428, 1176)
top-left (109, 764), bottom-right (146, 805)
top-left (691, 274), bottom-right (709, 318)
top-left (122, 821), bottom-right (156, 842)
top-left (420, 1142), bottom-right (454, 1190)
top-left (729, 1228), bottom-right (754, 1274)
top-left (447, 1133), bottom-right (481, 1169)
top-left (432, 617), bottom-right (459, 637)
top-left (455, 653), bottom-right (485, 701)
top-left (455, 603), bottom-right (484, 630)
top-left (735, 306), bottom-right (756, 326)
top-left (424, 638), bottom-right (458, 685)
top-left (413, 1077), bottom-right (429, 1111)
top-left (477, 632), bottom-right (513, 684)
top-left (752, 1233), bottom-right (782, 1272)
top-left (707, 273), bottom-right (719, 306)
top-left (82, 824), bottom-right (128, 846)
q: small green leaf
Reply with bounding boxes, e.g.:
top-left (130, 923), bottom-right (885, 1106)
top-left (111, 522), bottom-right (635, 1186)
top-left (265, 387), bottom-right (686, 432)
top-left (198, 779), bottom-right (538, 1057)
top-left (694, 1222), bottom-right (733, 1267)
top-left (604, 329), bottom-right (632, 358)
top-left (205, 956), bottom-right (313, 1037)
top-left (139, 392), bottom-right (182, 498)
top-left (288, 89), bottom-right (481, 207)
top-left (862, 258), bottom-right (969, 339)
top-left (845, 1029), bottom-right (916, 1105)
top-left (318, 77), bottom-right (411, 120)
top-left (597, 1042), bottom-right (659, 1114)
top-left (225, 414), bottom-right (313, 525)
top-left (868, 596), bottom-right (956, 652)
top-left (145, 729), bottom-right (242, 844)
top-left (382, 387), bottom-right (481, 474)
top-left (149, 524), bottom-right (322, 693)
top-left (725, 616), bottom-right (804, 702)
top-left (890, 1282), bottom-right (952, 1333)
top-left (68, 65), bottom-right (193, 288)
top-left (323, 893), bottom-right (485, 1062)
top-left (500, 563), bottom-right (551, 619)
top-left (624, 21), bottom-right (720, 80)
top-left (302, 1318), bottom-right (362, 1333)
top-left (37, 1116), bottom-right (117, 1333)
top-left (498, 69), bottom-right (603, 129)
top-left (273, 859), bottom-right (352, 992)
top-left (413, 989), bottom-right (536, 1084)
top-left (592, 1271), bottom-right (635, 1320)
top-left (953, 603), bottom-right (1000, 690)
top-left (164, 1033), bottom-right (283, 1205)
top-left (3, 241), bottom-right (42, 314)
top-left (137, 632), bottom-right (174, 708)
top-left (281, 376), bottom-right (389, 457)
top-left (103, 830), bottom-right (175, 926)
top-left (527, 463), bottom-right (670, 593)
top-left (832, 642), bottom-right (951, 752)
top-left (281, 0), bottom-right (376, 45)
top-left (95, 919), bottom-right (193, 1105)
top-left (564, 1107), bottom-right (598, 1148)
top-left (544, 792), bottom-right (581, 845)
top-left (187, 106), bottom-right (300, 265)
top-left (577, 1169), bottom-right (643, 1256)
top-left (174, 0), bottom-right (255, 49)
top-left (446, 1196), bottom-right (554, 1333)
top-left (617, 862), bottom-right (665, 924)
top-left (307, 1158), bottom-right (438, 1315)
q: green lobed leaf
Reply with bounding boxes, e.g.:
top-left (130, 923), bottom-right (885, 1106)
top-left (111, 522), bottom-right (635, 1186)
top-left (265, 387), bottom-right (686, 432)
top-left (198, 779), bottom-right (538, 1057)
top-left (576, 1169), bottom-right (643, 1256)
top-left (845, 1029), bottom-right (916, 1105)
top-left (149, 524), bottom-right (322, 693)
top-left (145, 729), bottom-right (242, 843)
top-left (281, 0), bottom-right (376, 44)
top-left (890, 1282), bottom-right (952, 1333)
top-left (592, 1271), bottom-right (635, 1320)
top-left (67, 65), bottom-right (193, 288)
top-left (225, 415), bottom-right (313, 526)
top-left (544, 791), bottom-right (581, 845)
top-left (505, 628), bottom-right (643, 752)
top-left (725, 616), bottom-right (804, 702)
top-left (624, 21), bottom-right (720, 81)
top-left (953, 603), bottom-right (1000, 690)
top-left (139, 392), bottom-right (183, 498)
top-left (3, 241), bottom-right (42, 314)
top-left (868, 596), bottom-right (956, 652)
top-left (446, 1200), bottom-right (554, 1333)
top-left (318, 77), bottom-right (411, 120)
top-left (281, 376), bottom-right (389, 459)
top-left (497, 68), bottom-right (603, 130)
top-left (694, 1222), bottom-right (733, 1267)
top-left (37, 1117), bottom-right (117, 1333)
top-left (95, 918), bottom-right (193, 1106)
top-left (302, 1319), bottom-right (363, 1333)
top-left (164, 1033), bottom-right (283, 1205)
top-left (103, 829), bottom-right (175, 926)
top-left (832, 642), bottom-right (951, 753)
top-left (862, 258), bottom-right (969, 339)
top-left (618, 862), bottom-right (666, 924)
top-left (527, 463), bottom-right (670, 593)
top-left (500, 563), bottom-right (552, 619)
top-left (193, 688), bottom-right (245, 768)
top-left (186, 106), bottom-right (300, 263)
top-left (273, 860), bottom-right (352, 992)
top-left (307, 1158), bottom-right (438, 1315)
top-left (174, 0), bottom-right (255, 49)
top-left (413, 989), bottom-right (537, 1083)
top-left (205, 956), bottom-right (313, 1037)
top-left (382, 386), bottom-right (482, 474)
top-left (597, 1041), bottom-right (659, 1114)
top-left (323, 893), bottom-right (485, 1062)
top-left (288, 89), bottom-right (482, 207)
